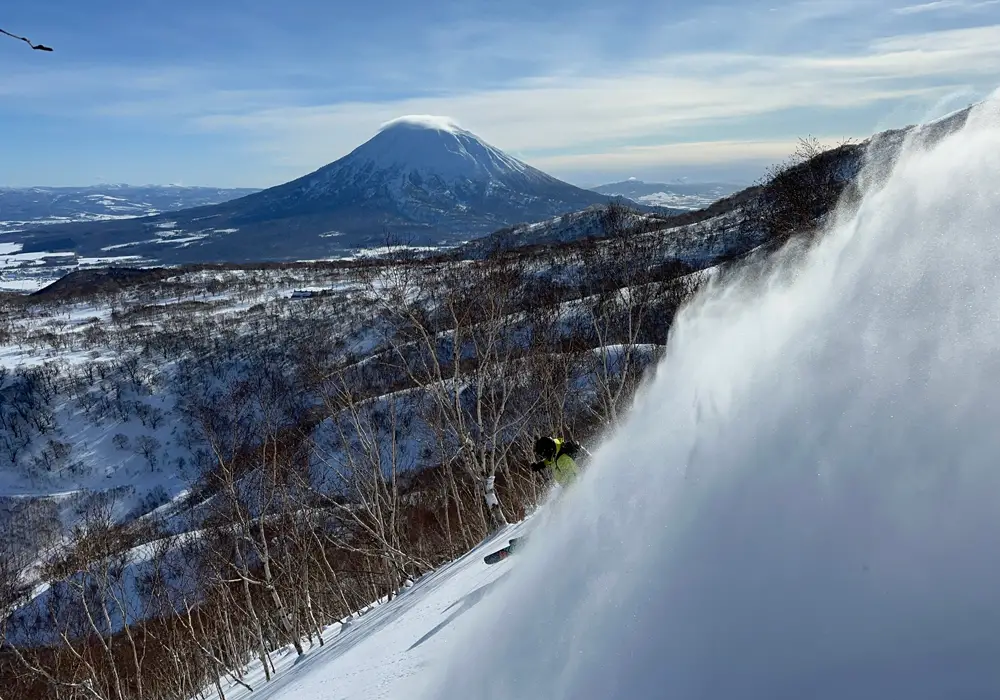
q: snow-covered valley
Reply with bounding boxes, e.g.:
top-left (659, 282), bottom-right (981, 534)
top-left (0, 185), bottom-right (259, 292)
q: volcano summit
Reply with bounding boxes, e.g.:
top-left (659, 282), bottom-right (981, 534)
top-left (11, 116), bottom-right (611, 264)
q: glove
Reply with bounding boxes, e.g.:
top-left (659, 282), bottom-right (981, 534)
top-left (529, 460), bottom-right (547, 473)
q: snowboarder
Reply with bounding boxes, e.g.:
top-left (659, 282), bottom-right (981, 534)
top-left (483, 437), bottom-right (590, 565)
top-left (483, 437), bottom-right (589, 565)
top-left (529, 436), bottom-right (587, 487)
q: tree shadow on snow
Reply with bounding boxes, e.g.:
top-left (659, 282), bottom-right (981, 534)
top-left (408, 572), bottom-right (512, 651)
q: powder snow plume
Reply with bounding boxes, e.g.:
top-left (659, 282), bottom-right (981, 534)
top-left (425, 93), bottom-right (1000, 699)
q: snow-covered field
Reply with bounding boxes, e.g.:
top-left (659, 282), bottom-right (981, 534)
top-left (0, 238), bottom-right (155, 290)
top-left (591, 180), bottom-right (739, 211)
top-left (0, 278), bottom-right (50, 291)
top-left (0, 245), bottom-right (75, 267)
top-left (632, 190), bottom-right (727, 209)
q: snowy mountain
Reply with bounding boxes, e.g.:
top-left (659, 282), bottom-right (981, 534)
top-left (592, 179), bottom-right (741, 210)
top-left (1, 104), bottom-right (984, 700)
top-left (4, 117), bottom-right (612, 267)
top-left (239, 116), bottom-right (611, 237)
top-left (0, 185), bottom-right (258, 231)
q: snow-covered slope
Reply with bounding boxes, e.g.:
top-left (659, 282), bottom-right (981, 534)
top-left (199, 521), bottom-right (530, 700)
top-left (192, 95), bottom-right (1000, 700)
top-left (336, 115), bottom-right (543, 183)
top-left (6, 103), bottom-right (993, 699)
top-left (5, 117), bottom-right (611, 266)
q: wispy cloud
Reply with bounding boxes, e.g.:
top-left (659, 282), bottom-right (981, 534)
top-left (1, 0), bottom-right (998, 186)
top-left (532, 138), bottom-right (842, 172)
top-left (180, 25), bottom-right (1000, 178)
top-left (893, 0), bottom-right (1000, 14)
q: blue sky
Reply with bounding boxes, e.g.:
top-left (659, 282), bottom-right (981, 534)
top-left (2, 0), bottom-right (999, 188)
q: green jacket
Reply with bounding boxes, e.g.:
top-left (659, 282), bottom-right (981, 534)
top-left (531, 438), bottom-right (580, 486)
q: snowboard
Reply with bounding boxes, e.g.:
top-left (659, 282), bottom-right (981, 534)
top-left (484, 536), bottom-right (525, 565)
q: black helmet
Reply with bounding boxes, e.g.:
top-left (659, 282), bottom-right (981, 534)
top-left (533, 436), bottom-right (557, 460)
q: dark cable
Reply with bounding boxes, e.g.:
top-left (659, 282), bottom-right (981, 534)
top-left (0, 28), bottom-right (53, 51)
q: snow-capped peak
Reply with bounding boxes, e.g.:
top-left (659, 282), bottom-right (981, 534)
top-left (378, 115), bottom-right (466, 135)
top-left (340, 115), bottom-right (538, 183)
top-left (224, 114), bottom-right (609, 243)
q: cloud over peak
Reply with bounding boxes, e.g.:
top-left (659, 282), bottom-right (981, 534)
top-left (378, 115), bottom-right (465, 134)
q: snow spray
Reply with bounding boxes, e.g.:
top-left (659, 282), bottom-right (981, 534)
top-left (427, 93), bottom-right (1000, 699)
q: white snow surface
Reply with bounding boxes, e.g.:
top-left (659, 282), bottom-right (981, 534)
top-left (204, 522), bottom-right (530, 700)
top-left (0, 278), bottom-right (49, 291)
top-left (219, 94), bottom-right (1000, 700)
top-left (0, 250), bottom-right (75, 268)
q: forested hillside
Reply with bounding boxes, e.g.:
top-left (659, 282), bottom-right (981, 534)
top-left (0, 125), bottom-right (903, 699)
